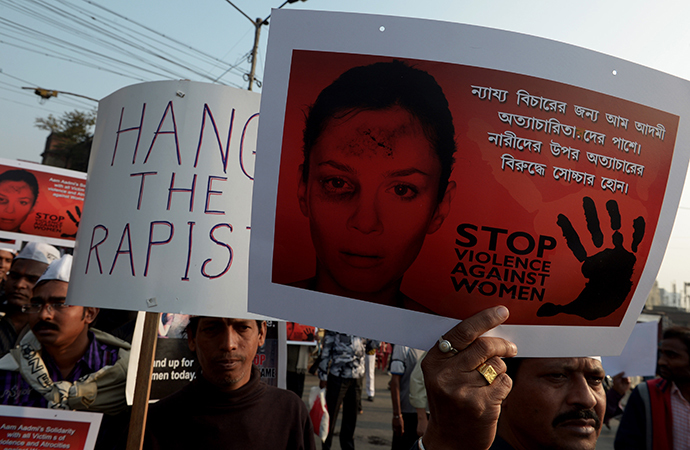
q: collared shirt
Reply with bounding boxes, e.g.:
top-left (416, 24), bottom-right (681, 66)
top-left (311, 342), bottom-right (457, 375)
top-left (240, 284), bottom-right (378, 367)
top-left (671, 382), bottom-right (690, 450)
top-left (0, 331), bottom-right (119, 407)
top-left (317, 331), bottom-right (365, 381)
top-left (390, 345), bottom-right (425, 414)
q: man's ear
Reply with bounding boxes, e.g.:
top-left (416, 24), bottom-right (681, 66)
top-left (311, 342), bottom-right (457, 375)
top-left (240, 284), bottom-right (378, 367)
top-left (83, 307), bottom-right (99, 324)
top-left (188, 334), bottom-right (196, 353)
top-left (297, 164), bottom-right (309, 218)
top-left (257, 321), bottom-right (267, 348)
top-left (427, 180), bottom-right (456, 235)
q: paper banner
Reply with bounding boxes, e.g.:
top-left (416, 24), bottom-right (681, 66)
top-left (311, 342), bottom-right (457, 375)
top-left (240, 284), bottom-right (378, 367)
top-left (601, 320), bottom-right (659, 377)
top-left (248, 10), bottom-right (690, 356)
top-left (0, 405), bottom-right (101, 450)
top-left (68, 80), bottom-right (267, 318)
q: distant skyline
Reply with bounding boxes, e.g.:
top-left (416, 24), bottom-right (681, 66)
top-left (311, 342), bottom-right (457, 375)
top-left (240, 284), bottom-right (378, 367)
top-left (2, 0), bottom-right (690, 292)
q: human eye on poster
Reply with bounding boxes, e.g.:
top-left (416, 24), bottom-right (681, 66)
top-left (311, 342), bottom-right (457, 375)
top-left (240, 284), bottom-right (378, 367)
top-left (247, 10), bottom-right (690, 356)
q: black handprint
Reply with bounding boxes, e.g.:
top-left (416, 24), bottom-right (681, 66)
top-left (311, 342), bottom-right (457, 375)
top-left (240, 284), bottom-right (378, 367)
top-left (537, 197), bottom-right (645, 320)
top-left (60, 205), bottom-right (81, 238)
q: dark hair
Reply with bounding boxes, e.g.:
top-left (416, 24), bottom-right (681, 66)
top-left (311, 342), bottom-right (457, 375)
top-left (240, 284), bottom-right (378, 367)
top-left (185, 317), bottom-right (264, 339)
top-left (663, 326), bottom-right (690, 353)
top-left (0, 169), bottom-right (39, 205)
top-left (301, 60), bottom-right (456, 202)
top-left (503, 357), bottom-right (523, 380)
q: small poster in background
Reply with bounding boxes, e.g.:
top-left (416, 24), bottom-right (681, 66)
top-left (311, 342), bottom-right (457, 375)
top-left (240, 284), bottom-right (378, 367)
top-left (286, 322), bottom-right (317, 346)
top-left (0, 158), bottom-right (86, 247)
top-left (0, 405), bottom-right (101, 450)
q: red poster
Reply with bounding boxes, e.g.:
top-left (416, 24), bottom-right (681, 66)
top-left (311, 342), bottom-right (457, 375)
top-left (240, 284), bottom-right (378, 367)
top-left (286, 322), bottom-right (317, 344)
top-left (0, 405), bottom-right (101, 450)
top-left (0, 159), bottom-right (86, 247)
top-left (271, 50), bottom-right (677, 327)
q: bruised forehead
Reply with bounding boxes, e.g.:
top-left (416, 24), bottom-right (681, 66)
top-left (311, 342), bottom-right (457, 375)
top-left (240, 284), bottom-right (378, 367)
top-left (313, 107), bottom-right (429, 159)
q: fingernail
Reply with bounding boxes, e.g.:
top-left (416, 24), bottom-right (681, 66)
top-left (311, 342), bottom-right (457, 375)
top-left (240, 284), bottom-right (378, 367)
top-left (497, 306), bottom-right (509, 320)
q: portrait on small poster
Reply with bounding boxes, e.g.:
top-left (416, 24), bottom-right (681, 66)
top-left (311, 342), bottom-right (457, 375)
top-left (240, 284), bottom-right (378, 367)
top-left (0, 159), bottom-right (86, 247)
top-left (286, 322), bottom-right (317, 345)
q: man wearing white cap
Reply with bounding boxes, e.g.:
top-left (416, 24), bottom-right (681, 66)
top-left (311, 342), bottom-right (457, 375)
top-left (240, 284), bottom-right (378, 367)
top-left (0, 246), bottom-right (15, 285)
top-left (0, 241), bottom-right (59, 354)
top-left (0, 254), bottom-right (131, 449)
top-left (414, 307), bottom-right (606, 450)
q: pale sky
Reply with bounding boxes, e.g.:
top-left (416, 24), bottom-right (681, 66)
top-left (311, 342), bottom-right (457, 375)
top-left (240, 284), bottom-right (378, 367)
top-left (2, 0), bottom-right (690, 292)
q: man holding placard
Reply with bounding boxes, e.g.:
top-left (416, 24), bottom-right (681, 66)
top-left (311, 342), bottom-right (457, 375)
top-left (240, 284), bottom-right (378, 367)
top-left (144, 316), bottom-right (315, 450)
top-left (417, 306), bottom-right (607, 450)
top-left (0, 254), bottom-right (132, 449)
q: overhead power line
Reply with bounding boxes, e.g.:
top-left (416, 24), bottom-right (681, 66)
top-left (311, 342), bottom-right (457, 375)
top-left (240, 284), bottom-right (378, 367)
top-left (0, 0), bottom-right (249, 88)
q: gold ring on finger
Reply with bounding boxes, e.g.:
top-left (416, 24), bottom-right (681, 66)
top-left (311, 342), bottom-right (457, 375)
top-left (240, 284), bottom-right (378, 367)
top-left (477, 363), bottom-right (498, 385)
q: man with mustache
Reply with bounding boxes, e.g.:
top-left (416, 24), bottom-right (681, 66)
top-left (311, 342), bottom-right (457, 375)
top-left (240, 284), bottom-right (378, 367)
top-left (0, 254), bottom-right (132, 449)
top-left (615, 326), bottom-right (690, 450)
top-left (144, 317), bottom-right (315, 450)
top-left (413, 306), bottom-right (606, 450)
top-left (489, 357), bottom-right (606, 450)
top-left (0, 241), bottom-right (59, 355)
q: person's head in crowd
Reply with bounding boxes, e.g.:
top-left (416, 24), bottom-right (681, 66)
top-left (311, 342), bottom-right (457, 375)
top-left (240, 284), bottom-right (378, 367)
top-left (497, 357), bottom-right (605, 450)
top-left (0, 248), bottom-right (15, 282)
top-left (24, 254), bottom-right (98, 352)
top-left (297, 60), bottom-right (457, 306)
top-left (658, 326), bottom-right (690, 384)
top-left (5, 242), bottom-right (59, 312)
top-left (0, 169), bottom-right (39, 232)
top-left (185, 317), bottom-right (266, 392)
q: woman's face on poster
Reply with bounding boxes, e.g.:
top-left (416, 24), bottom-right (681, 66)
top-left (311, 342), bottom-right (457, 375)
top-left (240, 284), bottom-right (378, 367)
top-left (298, 106), bottom-right (450, 294)
top-left (0, 180), bottom-right (35, 232)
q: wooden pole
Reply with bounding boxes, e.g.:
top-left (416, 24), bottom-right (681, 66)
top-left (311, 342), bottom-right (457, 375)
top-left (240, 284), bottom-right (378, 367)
top-left (125, 312), bottom-right (160, 450)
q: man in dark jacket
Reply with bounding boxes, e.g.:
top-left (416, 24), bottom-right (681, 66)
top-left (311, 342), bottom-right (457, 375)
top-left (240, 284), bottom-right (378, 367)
top-left (615, 326), bottom-right (690, 450)
top-left (145, 317), bottom-right (315, 450)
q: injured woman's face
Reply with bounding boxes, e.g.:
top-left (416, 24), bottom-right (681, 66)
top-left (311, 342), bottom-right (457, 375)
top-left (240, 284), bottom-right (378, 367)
top-left (298, 106), bottom-right (451, 297)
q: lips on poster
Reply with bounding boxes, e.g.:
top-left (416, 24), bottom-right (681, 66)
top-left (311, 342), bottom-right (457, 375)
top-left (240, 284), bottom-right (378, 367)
top-left (270, 50), bottom-right (678, 327)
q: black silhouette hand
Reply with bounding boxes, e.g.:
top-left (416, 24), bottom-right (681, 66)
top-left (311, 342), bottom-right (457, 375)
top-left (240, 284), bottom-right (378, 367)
top-left (60, 205), bottom-right (81, 238)
top-left (537, 197), bottom-right (645, 320)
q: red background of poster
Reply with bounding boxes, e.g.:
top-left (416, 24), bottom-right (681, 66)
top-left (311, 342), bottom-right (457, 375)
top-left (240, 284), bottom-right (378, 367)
top-left (0, 415), bottom-right (90, 449)
top-left (271, 50), bottom-right (678, 327)
top-left (0, 162), bottom-right (85, 242)
top-left (286, 322), bottom-right (317, 343)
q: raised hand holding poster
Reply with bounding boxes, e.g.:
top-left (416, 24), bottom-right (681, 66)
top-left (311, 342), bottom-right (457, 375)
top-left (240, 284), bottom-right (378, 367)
top-left (68, 81), bottom-right (264, 318)
top-left (248, 10), bottom-right (690, 356)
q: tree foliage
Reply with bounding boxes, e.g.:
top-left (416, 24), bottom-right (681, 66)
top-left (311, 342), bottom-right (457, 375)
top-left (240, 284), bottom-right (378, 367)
top-left (35, 109), bottom-right (96, 171)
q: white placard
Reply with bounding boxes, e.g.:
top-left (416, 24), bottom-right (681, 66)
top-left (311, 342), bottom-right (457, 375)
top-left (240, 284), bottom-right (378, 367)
top-left (602, 320), bottom-right (659, 377)
top-left (69, 80), bottom-right (267, 318)
top-left (0, 405), bottom-right (102, 450)
top-left (247, 10), bottom-right (690, 356)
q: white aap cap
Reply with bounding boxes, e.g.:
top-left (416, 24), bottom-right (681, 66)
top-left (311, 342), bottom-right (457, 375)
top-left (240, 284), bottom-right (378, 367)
top-left (36, 254), bottom-right (72, 285)
top-left (16, 242), bottom-right (60, 265)
top-left (0, 248), bottom-right (16, 255)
